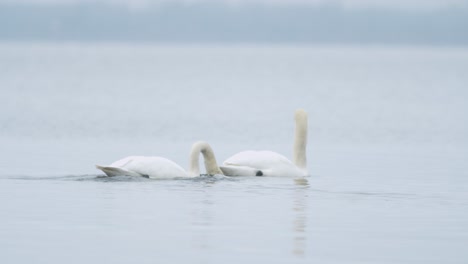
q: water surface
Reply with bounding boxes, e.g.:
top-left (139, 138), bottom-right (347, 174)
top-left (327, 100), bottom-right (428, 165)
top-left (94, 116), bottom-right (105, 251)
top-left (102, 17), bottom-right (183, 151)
top-left (0, 43), bottom-right (467, 263)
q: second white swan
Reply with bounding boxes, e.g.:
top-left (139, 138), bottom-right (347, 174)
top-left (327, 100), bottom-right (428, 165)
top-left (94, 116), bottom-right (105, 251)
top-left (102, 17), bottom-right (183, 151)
top-left (220, 109), bottom-right (308, 177)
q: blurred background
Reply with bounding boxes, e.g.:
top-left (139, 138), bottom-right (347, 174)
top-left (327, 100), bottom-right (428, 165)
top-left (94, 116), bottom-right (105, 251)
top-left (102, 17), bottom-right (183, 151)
top-left (1, 0), bottom-right (468, 45)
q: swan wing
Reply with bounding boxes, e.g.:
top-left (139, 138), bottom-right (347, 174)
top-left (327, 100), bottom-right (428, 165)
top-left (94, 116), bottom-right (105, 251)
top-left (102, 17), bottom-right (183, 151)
top-left (219, 165), bottom-right (263, 176)
top-left (95, 165), bottom-right (144, 177)
top-left (224, 150), bottom-right (293, 169)
top-left (122, 156), bottom-right (188, 178)
top-left (109, 156), bottom-right (141, 168)
top-left (100, 156), bottom-right (188, 178)
top-left (223, 150), bottom-right (305, 177)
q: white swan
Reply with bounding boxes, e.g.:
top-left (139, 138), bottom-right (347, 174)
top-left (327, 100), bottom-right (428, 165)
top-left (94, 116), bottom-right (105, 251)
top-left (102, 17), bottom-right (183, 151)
top-left (96, 141), bottom-right (223, 178)
top-left (220, 109), bottom-right (308, 177)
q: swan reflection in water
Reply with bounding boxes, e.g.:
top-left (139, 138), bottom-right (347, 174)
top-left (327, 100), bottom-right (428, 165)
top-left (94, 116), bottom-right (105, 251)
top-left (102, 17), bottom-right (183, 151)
top-left (292, 178), bottom-right (309, 257)
top-left (187, 177), bottom-right (310, 257)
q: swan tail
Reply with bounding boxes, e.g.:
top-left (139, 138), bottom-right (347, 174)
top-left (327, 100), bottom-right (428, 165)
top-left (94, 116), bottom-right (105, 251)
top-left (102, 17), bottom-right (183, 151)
top-left (220, 165), bottom-right (263, 177)
top-left (95, 165), bottom-right (141, 177)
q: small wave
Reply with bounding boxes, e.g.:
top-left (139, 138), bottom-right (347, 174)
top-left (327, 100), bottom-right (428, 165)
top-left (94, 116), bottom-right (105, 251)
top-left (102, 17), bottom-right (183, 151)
top-left (308, 188), bottom-right (416, 199)
top-left (6, 173), bottom-right (238, 183)
top-left (6, 174), bottom-right (150, 182)
top-left (77, 175), bottom-right (154, 182)
top-left (189, 174), bottom-right (239, 183)
top-left (6, 174), bottom-right (99, 181)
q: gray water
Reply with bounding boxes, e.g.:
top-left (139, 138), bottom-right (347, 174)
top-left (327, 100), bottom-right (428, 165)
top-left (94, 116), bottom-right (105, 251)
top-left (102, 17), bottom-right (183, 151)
top-left (1, 43), bottom-right (467, 263)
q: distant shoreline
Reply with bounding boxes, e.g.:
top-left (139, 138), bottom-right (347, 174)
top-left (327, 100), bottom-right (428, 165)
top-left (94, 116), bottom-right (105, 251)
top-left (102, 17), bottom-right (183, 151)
top-left (1, 3), bottom-right (467, 45)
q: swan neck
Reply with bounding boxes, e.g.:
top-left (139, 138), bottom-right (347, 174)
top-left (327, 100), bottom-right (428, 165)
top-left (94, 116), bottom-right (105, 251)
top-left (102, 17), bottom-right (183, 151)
top-left (189, 142), bottom-right (223, 176)
top-left (293, 110), bottom-right (308, 170)
top-left (188, 145), bottom-right (201, 176)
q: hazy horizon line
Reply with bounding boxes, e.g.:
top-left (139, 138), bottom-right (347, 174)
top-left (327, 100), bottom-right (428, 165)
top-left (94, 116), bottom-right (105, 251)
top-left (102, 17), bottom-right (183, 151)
top-left (1, 3), bottom-right (467, 45)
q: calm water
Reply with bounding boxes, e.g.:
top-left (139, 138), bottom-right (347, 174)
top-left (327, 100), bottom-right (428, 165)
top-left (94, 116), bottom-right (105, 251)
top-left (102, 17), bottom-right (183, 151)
top-left (1, 43), bottom-right (467, 263)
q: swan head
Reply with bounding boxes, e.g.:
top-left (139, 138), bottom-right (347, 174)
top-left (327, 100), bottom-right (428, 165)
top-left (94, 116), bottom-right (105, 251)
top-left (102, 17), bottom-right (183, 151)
top-left (294, 109), bottom-right (308, 122)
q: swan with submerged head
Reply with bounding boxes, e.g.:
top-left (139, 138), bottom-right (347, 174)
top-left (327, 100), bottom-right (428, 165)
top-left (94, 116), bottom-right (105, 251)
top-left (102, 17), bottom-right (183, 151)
top-left (220, 109), bottom-right (308, 177)
top-left (96, 141), bottom-right (223, 178)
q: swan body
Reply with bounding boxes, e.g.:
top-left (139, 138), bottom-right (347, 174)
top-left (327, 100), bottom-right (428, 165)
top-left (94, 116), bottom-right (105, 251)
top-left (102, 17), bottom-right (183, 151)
top-left (96, 156), bottom-right (187, 179)
top-left (222, 151), bottom-right (305, 177)
top-left (96, 141), bottom-right (223, 178)
top-left (220, 109), bottom-right (309, 177)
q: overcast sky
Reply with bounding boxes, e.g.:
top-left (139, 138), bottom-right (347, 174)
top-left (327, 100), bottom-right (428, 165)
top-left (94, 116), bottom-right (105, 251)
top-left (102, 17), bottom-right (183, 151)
top-left (1, 0), bottom-right (468, 10)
